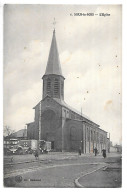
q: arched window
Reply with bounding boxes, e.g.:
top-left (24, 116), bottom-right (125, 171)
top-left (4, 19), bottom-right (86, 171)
top-left (100, 134), bottom-right (103, 143)
top-left (94, 131), bottom-right (96, 142)
top-left (87, 128), bottom-right (90, 141)
top-left (70, 127), bottom-right (76, 140)
top-left (47, 78), bottom-right (51, 95)
top-left (91, 130), bottom-right (93, 141)
top-left (71, 112), bottom-right (75, 119)
top-left (54, 78), bottom-right (59, 95)
top-left (97, 132), bottom-right (99, 143)
top-left (104, 135), bottom-right (106, 144)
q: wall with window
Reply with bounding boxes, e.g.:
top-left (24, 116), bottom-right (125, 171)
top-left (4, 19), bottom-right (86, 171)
top-left (63, 119), bottom-right (83, 151)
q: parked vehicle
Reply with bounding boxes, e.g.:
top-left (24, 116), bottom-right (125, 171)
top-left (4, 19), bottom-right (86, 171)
top-left (15, 146), bottom-right (24, 155)
top-left (39, 140), bottom-right (51, 154)
top-left (9, 146), bottom-right (18, 154)
top-left (19, 140), bottom-right (38, 151)
top-left (4, 139), bottom-right (51, 155)
top-left (25, 147), bottom-right (33, 154)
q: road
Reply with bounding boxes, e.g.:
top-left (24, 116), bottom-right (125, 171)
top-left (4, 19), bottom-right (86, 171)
top-left (4, 152), bottom-right (121, 188)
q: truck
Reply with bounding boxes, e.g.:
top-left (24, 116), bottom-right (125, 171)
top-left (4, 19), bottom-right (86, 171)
top-left (19, 139), bottom-right (51, 154)
top-left (39, 140), bottom-right (51, 153)
top-left (4, 139), bottom-right (51, 155)
top-left (19, 140), bottom-right (38, 154)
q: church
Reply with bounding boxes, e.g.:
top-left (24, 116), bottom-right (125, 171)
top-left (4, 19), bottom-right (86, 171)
top-left (27, 29), bottom-right (108, 153)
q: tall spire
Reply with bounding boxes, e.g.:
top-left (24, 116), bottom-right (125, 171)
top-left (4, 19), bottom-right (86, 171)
top-left (44, 30), bottom-right (63, 77)
top-left (42, 28), bottom-right (65, 100)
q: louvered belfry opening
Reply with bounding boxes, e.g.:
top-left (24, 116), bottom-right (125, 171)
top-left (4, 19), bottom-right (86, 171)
top-left (54, 78), bottom-right (59, 96)
top-left (47, 78), bottom-right (51, 95)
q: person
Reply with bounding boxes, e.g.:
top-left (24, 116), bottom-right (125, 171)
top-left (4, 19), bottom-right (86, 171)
top-left (34, 149), bottom-right (39, 160)
top-left (94, 147), bottom-right (98, 156)
top-left (78, 147), bottom-right (81, 155)
top-left (102, 149), bottom-right (106, 158)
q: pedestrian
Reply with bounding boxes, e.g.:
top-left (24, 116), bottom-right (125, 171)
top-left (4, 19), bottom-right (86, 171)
top-left (34, 149), bottom-right (39, 160)
top-left (94, 147), bottom-right (98, 156)
top-left (78, 147), bottom-right (81, 155)
top-left (102, 149), bottom-right (106, 158)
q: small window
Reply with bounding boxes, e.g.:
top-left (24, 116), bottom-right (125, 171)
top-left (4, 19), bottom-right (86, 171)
top-left (71, 112), bottom-right (75, 119)
top-left (87, 128), bottom-right (90, 141)
top-left (97, 132), bottom-right (99, 143)
top-left (70, 127), bottom-right (76, 140)
top-left (91, 131), bottom-right (93, 141)
top-left (100, 134), bottom-right (103, 143)
top-left (94, 131), bottom-right (96, 141)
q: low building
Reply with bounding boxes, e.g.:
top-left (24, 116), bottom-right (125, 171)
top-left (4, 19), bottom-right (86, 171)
top-left (114, 144), bottom-right (122, 153)
top-left (8, 129), bottom-right (27, 140)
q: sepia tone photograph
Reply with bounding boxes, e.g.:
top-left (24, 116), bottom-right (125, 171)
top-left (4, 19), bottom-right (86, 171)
top-left (3, 4), bottom-right (122, 188)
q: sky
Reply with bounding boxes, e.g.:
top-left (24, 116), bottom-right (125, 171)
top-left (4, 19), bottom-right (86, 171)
top-left (3, 4), bottom-right (122, 145)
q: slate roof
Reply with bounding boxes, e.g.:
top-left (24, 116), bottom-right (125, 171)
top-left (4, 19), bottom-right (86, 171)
top-left (33, 96), bottom-right (99, 128)
top-left (53, 98), bottom-right (100, 127)
top-left (44, 30), bottom-right (63, 77)
top-left (53, 98), bottom-right (91, 120)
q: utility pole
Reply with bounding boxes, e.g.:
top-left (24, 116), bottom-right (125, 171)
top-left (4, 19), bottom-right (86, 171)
top-left (38, 102), bottom-right (42, 151)
top-left (109, 132), bottom-right (110, 153)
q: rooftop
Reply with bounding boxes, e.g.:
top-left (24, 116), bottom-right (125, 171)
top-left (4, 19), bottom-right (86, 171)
top-left (44, 30), bottom-right (63, 77)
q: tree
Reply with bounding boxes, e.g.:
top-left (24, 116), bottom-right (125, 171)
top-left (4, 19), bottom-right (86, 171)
top-left (4, 125), bottom-right (14, 137)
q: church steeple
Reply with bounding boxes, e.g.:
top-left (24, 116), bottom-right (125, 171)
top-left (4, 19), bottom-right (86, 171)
top-left (42, 29), bottom-right (65, 100)
top-left (45, 29), bottom-right (63, 77)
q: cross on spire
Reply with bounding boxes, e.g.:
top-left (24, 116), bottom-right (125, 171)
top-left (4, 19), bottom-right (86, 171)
top-left (52, 18), bottom-right (56, 30)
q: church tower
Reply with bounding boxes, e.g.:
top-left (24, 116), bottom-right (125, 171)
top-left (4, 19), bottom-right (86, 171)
top-left (42, 29), bottom-right (65, 100)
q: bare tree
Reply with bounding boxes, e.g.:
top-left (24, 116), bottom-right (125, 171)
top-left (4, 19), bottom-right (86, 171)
top-left (4, 125), bottom-right (14, 137)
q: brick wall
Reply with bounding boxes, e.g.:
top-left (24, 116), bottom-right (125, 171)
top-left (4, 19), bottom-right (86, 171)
top-left (63, 119), bottom-right (83, 152)
top-left (41, 97), bottom-right (62, 151)
top-left (27, 122), bottom-right (35, 139)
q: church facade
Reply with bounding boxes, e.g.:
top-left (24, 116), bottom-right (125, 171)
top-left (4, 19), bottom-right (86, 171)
top-left (27, 29), bottom-right (107, 153)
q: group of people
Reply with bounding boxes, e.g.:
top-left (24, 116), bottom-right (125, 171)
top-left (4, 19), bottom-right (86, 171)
top-left (94, 147), bottom-right (106, 158)
top-left (35, 147), bottom-right (106, 159)
top-left (78, 147), bottom-right (107, 158)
